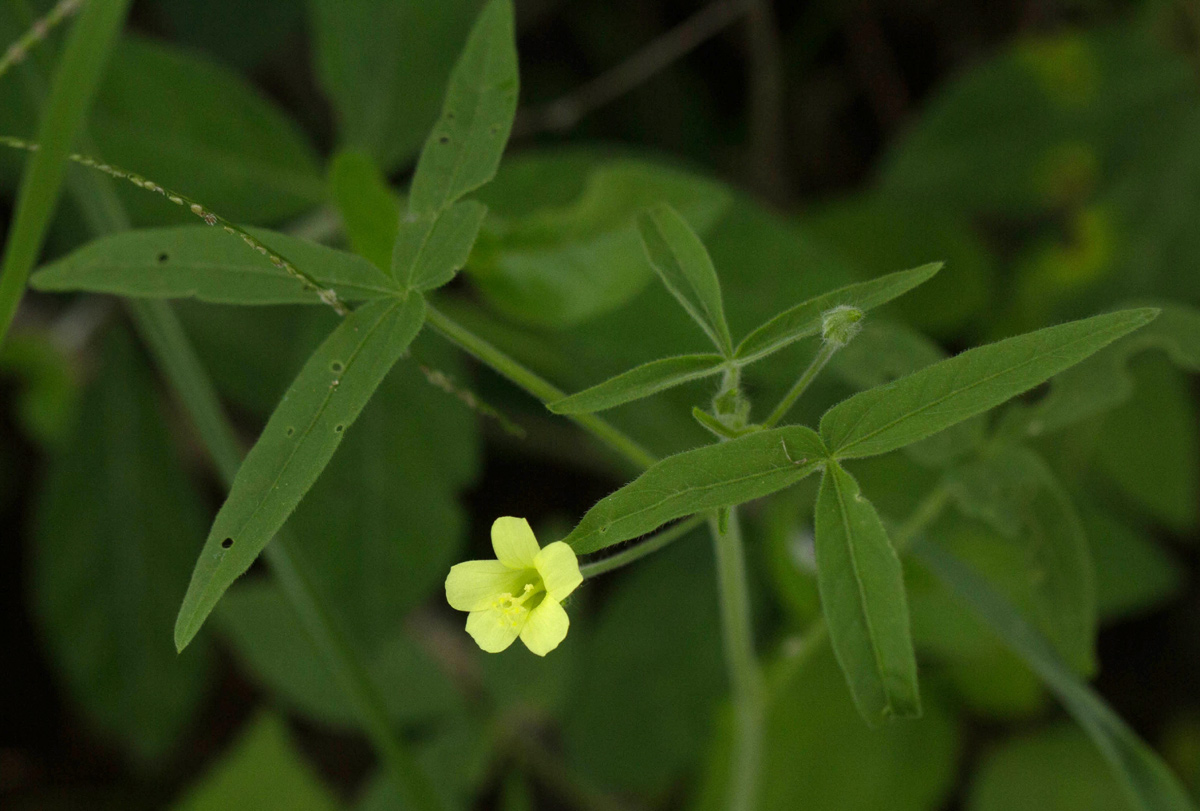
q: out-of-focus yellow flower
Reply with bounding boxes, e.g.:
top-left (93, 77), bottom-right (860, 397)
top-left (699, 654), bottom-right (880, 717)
top-left (445, 517), bottom-right (582, 656)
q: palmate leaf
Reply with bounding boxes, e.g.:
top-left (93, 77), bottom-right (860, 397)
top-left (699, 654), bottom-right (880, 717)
top-left (734, 263), bottom-right (943, 365)
top-left (174, 295), bottom-right (426, 651)
top-left (820, 308), bottom-right (1157, 460)
top-left (815, 461), bottom-right (921, 726)
top-left (638, 203), bottom-right (734, 356)
top-left (914, 537), bottom-right (1197, 811)
top-left (563, 426), bottom-right (827, 554)
top-left (548, 353), bottom-right (727, 414)
top-left (31, 225), bottom-right (401, 304)
top-left (392, 200), bottom-right (488, 291)
top-left (407, 0), bottom-right (518, 217)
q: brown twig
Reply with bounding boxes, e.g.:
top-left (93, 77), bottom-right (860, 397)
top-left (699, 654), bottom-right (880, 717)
top-left (745, 0), bottom-right (791, 203)
top-left (515, 0), bottom-right (754, 137)
top-left (843, 1), bottom-right (909, 130)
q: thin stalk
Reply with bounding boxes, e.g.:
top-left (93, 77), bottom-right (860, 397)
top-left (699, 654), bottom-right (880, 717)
top-left (0, 0), bottom-right (131, 349)
top-left (580, 515), bottom-right (705, 579)
top-left (762, 341), bottom-right (838, 428)
top-left (892, 484), bottom-right (951, 553)
top-left (708, 507), bottom-right (764, 811)
top-left (10, 36), bottom-right (438, 804)
top-left (424, 302), bottom-right (658, 471)
top-left (128, 298), bottom-right (444, 811)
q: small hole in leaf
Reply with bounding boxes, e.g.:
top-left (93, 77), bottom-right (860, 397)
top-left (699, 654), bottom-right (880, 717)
top-left (330, 361), bottom-right (344, 374)
top-left (157, 252), bottom-right (169, 264)
top-left (334, 424), bottom-right (344, 433)
top-left (490, 125), bottom-right (499, 135)
top-left (286, 427), bottom-right (294, 436)
top-left (438, 135), bottom-right (450, 144)
top-left (221, 537), bottom-right (234, 549)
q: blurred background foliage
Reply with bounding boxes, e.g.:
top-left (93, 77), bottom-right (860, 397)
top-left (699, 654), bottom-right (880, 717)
top-left (1, 0), bottom-right (1199, 808)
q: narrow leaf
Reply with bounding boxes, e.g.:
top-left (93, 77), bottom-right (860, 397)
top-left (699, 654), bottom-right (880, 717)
top-left (820, 308), bottom-right (1158, 460)
top-left (815, 461), bottom-right (921, 726)
top-left (548, 354), bottom-right (727, 414)
top-left (393, 200), bottom-right (488, 291)
top-left (329, 150), bottom-right (400, 271)
top-left (734, 263), bottom-right (942, 365)
top-left (637, 203), bottom-right (733, 356)
top-left (1024, 303), bottom-right (1200, 435)
top-left (0, 0), bottom-right (132, 347)
top-left (31, 225), bottom-right (401, 304)
top-left (563, 426), bottom-right (828, 554)
top-left (914, 538), bottom-right (1197, 811)
top-left (174, 295), bottom-right (426, 651)
top-left (407, 0), bottom-right (518, 215)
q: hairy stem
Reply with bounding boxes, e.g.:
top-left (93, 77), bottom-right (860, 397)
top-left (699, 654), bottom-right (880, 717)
top-left (709, 507), bottom-right (765, 811)
top-left (580, 515), bottom-right (705, 579)
top-left (763, 341), bottom-right (838, 428)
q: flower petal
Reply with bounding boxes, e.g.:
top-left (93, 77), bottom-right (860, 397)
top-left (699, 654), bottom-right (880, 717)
top-left (466, 606), bottom-right (523, 653)
top-left (491, 516), bottom-right (540, 568)
top-left (534, 541), bottom-right (582, 603)
top-left (519, 598), bottom-right (569, 656)
top-left (446, 560), bottom-right (526, 612)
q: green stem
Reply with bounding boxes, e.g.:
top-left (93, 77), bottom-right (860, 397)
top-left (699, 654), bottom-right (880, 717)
top-left (424, 302), bottom-right (658, 471)
top-left (0, 0), bottom-right (131, 350)
top-left (762, 340), bottom-right (838, 428)
top-left (129, 299), bottom-right (444, 811)
top-left (892, 484), bottom-right (951, 553)
top-left (580, 515), bottom-right (705, 579)
top-left (708, 507), bottom-right (764, 811)
top-left (10, 34), bottom-right (438, 801)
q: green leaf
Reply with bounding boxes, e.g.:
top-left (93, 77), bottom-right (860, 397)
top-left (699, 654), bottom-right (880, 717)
top-left (637, 203), bottom-right (733, 356)
top-left (804, 199), bottom-right (992, 337)
top-left (307, 0), bottom-right (479, 172)
top-left (946, 445), bottom-right (1097, 673)
top-left (815, 461), bottom-right (921, 725)
top-left (1025, 303), bottom-right (1200, 434)
top-left (563, 426), bottom-right (827, 554)
top-left (548, 353), bottom-right (727, 414)
top-left (407, 0), bottom-right (517, 215)
top-left (695, 645), bottom-right (958, 811)
top-left (392, 200), bottom-right (488, 291)
top-left (218, 582), bottom-right (459, 729)
top-left (93, 36), bottom-right (323, 224)
top-left (174, 295), bottom-right (426, 650)
top-left (31, 225), bottom-right (401, 304)
top-left (468, 151), bottom-right (733, 328)
top-left (832, 319), bottom-right (984, 467)
top-left (170, 714), bottom-right (341, 811)
top-left (915, 537), bottom-right (1198, 811)
top-left (820, 308), bottom-right (1158, 460)
top-left (968, 725), bottom-right (1131, 811)
top-left (1093, 354), bottom-right (1200, 532)
top-left (1083, 504), bottom-right (1185, 623)
top-left (33, 326), bottom-right (209, 761)
top-left (329, 150), bottom-right (401, 271)
top-left (0, 0), bottom-right (131, 348)
top-left (289, 335), bottom-right (481, 643)
top-left (734, 263), bottom-right (942, 365)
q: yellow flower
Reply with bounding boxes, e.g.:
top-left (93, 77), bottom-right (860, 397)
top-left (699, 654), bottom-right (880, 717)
top-left (445, 517), bottom-right (582, 656)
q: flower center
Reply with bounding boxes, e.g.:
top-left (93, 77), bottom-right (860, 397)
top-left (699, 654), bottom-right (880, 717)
top-left (493, 581), bottom-right (544, 629)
